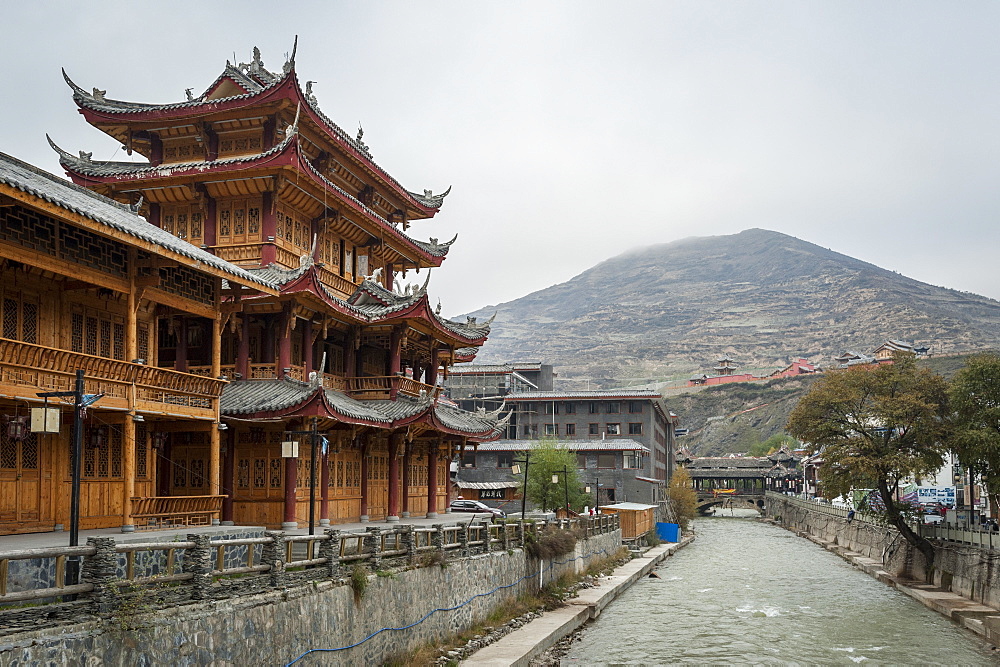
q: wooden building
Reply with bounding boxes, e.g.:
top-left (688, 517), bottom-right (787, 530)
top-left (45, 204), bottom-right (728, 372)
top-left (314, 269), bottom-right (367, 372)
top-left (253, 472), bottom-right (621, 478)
top-left (0, 44), bottom-right (505, 536)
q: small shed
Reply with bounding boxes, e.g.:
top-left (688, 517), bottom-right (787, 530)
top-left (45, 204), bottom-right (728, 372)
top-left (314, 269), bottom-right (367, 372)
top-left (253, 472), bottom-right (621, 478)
top-left (599, 502), bottom-right (657, 539)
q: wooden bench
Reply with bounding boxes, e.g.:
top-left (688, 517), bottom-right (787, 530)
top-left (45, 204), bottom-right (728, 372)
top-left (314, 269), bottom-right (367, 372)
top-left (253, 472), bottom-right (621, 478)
top-left (130, 495), bottom-right (225, 530)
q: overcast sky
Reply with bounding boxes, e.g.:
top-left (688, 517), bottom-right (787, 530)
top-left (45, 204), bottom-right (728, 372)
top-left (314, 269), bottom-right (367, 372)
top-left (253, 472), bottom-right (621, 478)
top-left (3, 2), bottom-right (999, 316)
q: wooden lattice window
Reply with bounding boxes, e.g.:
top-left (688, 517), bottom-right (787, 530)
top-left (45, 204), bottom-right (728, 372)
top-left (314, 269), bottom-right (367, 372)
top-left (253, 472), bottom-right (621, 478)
top-left (70, 307), bottom-right (126, 360)
top-left (0, 292), bottom-right (38, 344)
top-left (160, 204), bottom-right (205, 246)
top-left (275, 205), bottom-right (311, 257)
top-left (218, 198), bottom-right (262, 245)
top-left (270, 458), bottom-right (283, 488)
top-left (320, 233), bottom-right (340, 270)
top-left (136, 423), bottom-right (149, 479)
top-left (162, 141), bottom-right (201, 163)
top-left (253, 458), bottom-right (266, 489)
top-left (82, 426), bottom-right (122, 480)
top-left (238, 458), bottom-right (251, 489)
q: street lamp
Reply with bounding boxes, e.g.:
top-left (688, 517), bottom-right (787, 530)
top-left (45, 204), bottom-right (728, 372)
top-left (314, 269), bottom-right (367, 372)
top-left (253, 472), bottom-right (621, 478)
top-left (512, 452), bottom-right (530, 520)
top-left (283, 417), bottom-right (322, 535)
top-left (553, 466), bottom-right (570, 515)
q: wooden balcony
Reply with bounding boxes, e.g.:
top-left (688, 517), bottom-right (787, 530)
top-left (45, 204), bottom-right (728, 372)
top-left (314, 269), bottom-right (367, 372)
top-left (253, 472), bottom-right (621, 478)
top-left (0, 338), bottom-right (224, 418)
top-left (344, 376), bottom-right (442, 401)
top-left (130, 495), bottom-right (225, 530)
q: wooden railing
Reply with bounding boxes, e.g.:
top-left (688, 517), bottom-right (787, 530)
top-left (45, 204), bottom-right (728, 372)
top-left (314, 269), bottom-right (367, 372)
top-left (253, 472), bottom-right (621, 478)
top-left (130, 495), bottom-right (225, 530)
top-left (0, 515), bottom-right (621, 613)
top-left (344, 376), bottom-right (442, 400)
top-left (0, 338), bottom-right (223, 414)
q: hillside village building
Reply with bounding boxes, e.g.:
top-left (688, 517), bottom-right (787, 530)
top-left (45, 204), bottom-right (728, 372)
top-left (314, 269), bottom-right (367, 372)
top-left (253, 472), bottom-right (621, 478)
top-left (0, 46), bottom-right (507, 536)
top-left (441, 362), bottom-right (554, 414)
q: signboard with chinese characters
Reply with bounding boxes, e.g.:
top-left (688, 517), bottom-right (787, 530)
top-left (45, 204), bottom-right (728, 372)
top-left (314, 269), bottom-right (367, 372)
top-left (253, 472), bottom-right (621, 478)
top-left (917, 486), bottom-right (955, 507)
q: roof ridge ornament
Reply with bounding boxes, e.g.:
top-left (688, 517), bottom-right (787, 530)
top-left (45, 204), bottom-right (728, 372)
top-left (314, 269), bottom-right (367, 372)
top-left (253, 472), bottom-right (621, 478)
top-left (361, 266), bottom-right (383, 283)
top-left (285, 102), bottom-right (302, 139)
top-left (283, 35), bottom-right (298, 75)
top-left (304, 80), bottom-right (318, 107)
top-left (435, 299), bottom-right (442, 315)
top-left (92, 87), bottom-right (106, 103)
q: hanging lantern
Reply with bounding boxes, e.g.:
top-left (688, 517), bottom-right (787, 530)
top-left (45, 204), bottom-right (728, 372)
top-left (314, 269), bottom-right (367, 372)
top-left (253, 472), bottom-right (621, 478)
top-left (87, 426), bottom-right (107, 450)
top-left (3, 415), bottom-right (29, 442)
top-left (151, 431), bottom-right (169, 451)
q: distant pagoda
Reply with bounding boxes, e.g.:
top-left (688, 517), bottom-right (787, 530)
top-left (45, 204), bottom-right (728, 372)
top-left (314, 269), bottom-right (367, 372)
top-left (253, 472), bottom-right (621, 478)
top-left (714, 354), bottom-right (738, 376)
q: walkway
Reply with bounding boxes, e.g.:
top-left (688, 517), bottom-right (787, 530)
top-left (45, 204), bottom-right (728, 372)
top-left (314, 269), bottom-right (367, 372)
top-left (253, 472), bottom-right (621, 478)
top-left (0, 511), bottom-right (501, 551)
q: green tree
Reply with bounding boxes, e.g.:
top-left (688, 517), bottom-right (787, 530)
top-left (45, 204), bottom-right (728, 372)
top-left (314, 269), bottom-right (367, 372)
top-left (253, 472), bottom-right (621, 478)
top-left (950, 353), bottom-right (1000, 511)
top-left (516, 439), bottom-right (588, 512)
top-left (786, 354), bottom-right (951, 569)
top-left (666, 467), bottom-right (698, 530)
top-left (748, 434), bottom-right (797, 457)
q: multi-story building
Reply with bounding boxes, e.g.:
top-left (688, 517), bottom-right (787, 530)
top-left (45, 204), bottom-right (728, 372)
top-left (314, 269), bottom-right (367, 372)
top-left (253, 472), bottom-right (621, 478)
top-left (475, 389), bottom-right (679, 512)
top-left (0, 45), bottom-right (507, 536)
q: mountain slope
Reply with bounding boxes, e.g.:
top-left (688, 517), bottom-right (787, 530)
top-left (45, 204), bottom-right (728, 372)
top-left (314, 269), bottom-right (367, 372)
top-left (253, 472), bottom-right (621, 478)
top-left (464, 229), bottom-right (1000, 385)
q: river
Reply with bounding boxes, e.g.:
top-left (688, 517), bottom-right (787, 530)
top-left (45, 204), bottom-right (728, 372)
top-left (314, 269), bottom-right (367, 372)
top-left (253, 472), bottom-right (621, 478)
top-left (563, 512), bottom-right (997, 665)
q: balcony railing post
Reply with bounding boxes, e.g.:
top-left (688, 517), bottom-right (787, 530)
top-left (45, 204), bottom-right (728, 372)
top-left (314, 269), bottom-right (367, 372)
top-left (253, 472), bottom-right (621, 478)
top-left (481, 521), bottom-right (493, 554)
top-left (262, 531), bottom-right (287, 588)
top-left (402, 525), bottom-right (418, 565)
top-left (364, 527), bottom-right (383, 570)
top-left (321, 529), bottom-right (343, 579)
top-left (185, 534), bottom-right (213, 600)
top-left (432, 523), bottom-right (446, 558)
top-left (83, 536), bottom-right (117, 613)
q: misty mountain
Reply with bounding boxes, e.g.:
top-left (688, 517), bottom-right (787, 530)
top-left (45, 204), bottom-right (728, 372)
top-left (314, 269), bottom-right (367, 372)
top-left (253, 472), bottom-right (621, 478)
top-left (464, 229), bottom-right (1000, 386)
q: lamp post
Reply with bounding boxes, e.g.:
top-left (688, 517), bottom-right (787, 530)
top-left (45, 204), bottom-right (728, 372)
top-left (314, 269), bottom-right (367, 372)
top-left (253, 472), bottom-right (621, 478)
top-left (553, 466), bottom-right (570, 515)
top-left (512, 452), bottom-right (530, 520)
top-left (38, 370), bottom-right (103, 589)
top-left (283, 417), bottom-right (321, 535)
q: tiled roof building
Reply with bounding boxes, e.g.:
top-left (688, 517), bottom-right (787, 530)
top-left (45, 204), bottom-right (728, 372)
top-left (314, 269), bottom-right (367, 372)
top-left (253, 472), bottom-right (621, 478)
top-left (0, 44), bottom-right (507, 535)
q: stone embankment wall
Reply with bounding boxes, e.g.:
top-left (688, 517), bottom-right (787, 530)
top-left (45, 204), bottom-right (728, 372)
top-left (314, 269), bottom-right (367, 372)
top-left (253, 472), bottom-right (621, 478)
top-left (0, 529), bottom-right (621, 666)
top-left (766, 494), bottom-right (1000, 609)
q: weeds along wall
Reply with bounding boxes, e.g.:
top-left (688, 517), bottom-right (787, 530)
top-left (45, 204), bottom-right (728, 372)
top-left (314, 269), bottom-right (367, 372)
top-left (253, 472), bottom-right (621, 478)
top-left (0, 528), bottom-right (622, 665)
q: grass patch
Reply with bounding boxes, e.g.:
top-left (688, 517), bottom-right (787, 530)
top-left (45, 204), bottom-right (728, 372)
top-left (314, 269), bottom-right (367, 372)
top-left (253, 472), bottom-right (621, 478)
top-left (349, 564), bottom-right (368, 603)
top-left (523, 528), bottom-right (582, 560)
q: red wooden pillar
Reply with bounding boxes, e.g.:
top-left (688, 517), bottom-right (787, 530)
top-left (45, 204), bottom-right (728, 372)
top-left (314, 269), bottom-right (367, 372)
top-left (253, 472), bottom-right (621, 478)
top-left (427, 345), bottom-right (439, 387)
top-left (359, 436), bottom-right (370, 522)
top-left (401, 440), bottom-right (412, 517)
top-left (278, 307), bottom-right (292, 378)
top-left (345, 327), bottom-right (357, 378)
top-left (426, 441), bottom-right (439, 518)
top-left (303, 319), bottom-right (314, 376)
top-left (388, 326), bottom-right (402, 400)
top-left (203, 195), bottom-right (217, 248)
top-left (261, 192), bottom-right (276, 265)
top-left (283, 447), bottom-right (298, 530)
top-left (221, 427), bottom-right (235, 524)
top-left (387, 433), bottom-right (402, 522)
top-left (320, 445), bottom-right (330, 525)
top-left (236, 313), bottom-right (250, 380)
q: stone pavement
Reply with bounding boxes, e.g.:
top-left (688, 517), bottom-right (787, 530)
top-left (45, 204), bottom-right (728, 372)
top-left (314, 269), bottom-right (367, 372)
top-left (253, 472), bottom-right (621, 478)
top-left (0, 510), bottom-right (503, 552)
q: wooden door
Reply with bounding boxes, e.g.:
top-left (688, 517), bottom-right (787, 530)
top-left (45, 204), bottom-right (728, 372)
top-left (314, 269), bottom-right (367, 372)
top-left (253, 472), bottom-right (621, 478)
top-left (0, 432), bottom-right (48, 534)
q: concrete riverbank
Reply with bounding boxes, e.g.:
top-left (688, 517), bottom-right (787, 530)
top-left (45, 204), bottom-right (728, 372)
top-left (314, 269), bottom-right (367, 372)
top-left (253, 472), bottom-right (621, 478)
top-left (464, 535), bottom-right (695, 667)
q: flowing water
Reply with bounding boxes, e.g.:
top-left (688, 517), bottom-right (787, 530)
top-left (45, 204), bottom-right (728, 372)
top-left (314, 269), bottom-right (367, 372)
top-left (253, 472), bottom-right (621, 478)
top-left (563, 512), bottom-right (997, 665)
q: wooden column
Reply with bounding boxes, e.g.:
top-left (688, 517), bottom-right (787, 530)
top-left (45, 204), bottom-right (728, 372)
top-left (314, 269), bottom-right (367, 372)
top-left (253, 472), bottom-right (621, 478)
top-left (389, 326), bottom-right (402, 376)
top-left (401, 439), bottom-right (412, 517)
top-left (222, 427), bottom-right (235, 524)
top-left (175, 317), bottom-right (188, 372)
top-left (236, 312), bottom-right (250, 379)
top-left (426, 441), bottom-right (439, 518)
top-left (320, 446), bottom-right (330, 525)
top-left (203, 196), bottom-right (217, 247)
top-left (261, 192), bottom-right (276, 265)
top-left (211, 313), bottom-right (222, 379)
top-left (283, 448), bottom-right (298, 529)
top-left (209, 424), bottom-right (221, 507)
top-left (345, 327), bottom-right (358, 378)
top-left (359, 435), bottom-right (370, 522)
top-left (278, 308), bottom-right (292, 377)
top-left (262, 314), bottom-right (275, 364)
top-left (387, 432), bottom-right (402, 522)
top-left (303, 319), bottom-right (314, 376)
top-left (122, 415), bottom-right (136, 532)
top-left (427, 345), bottom-right (439, 387)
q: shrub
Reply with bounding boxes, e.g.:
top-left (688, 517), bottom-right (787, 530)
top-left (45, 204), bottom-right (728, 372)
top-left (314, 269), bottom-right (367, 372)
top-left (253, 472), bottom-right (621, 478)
top-left (350, 564), bottom-right (368, 603)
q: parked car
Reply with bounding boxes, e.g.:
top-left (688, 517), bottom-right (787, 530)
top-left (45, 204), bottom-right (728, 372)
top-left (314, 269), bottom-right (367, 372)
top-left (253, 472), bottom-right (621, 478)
top-left (450, 499), bottom-right (506, 521)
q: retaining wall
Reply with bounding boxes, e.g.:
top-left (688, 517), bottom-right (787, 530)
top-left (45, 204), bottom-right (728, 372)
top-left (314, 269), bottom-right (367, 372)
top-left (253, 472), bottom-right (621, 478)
top-left (0, 529), bottom-right (621, 666)
top-left (765, 494), bottom-right (1000, 608)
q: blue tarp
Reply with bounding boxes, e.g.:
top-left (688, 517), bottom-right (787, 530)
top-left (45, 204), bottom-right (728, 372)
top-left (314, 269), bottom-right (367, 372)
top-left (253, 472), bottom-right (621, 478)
top-left (656, 522), bottom-right (680, 543)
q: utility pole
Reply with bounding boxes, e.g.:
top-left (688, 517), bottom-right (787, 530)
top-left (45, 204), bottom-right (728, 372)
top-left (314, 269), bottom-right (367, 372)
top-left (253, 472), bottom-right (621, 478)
top-left (512, 452), bottom-right (531, 520)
